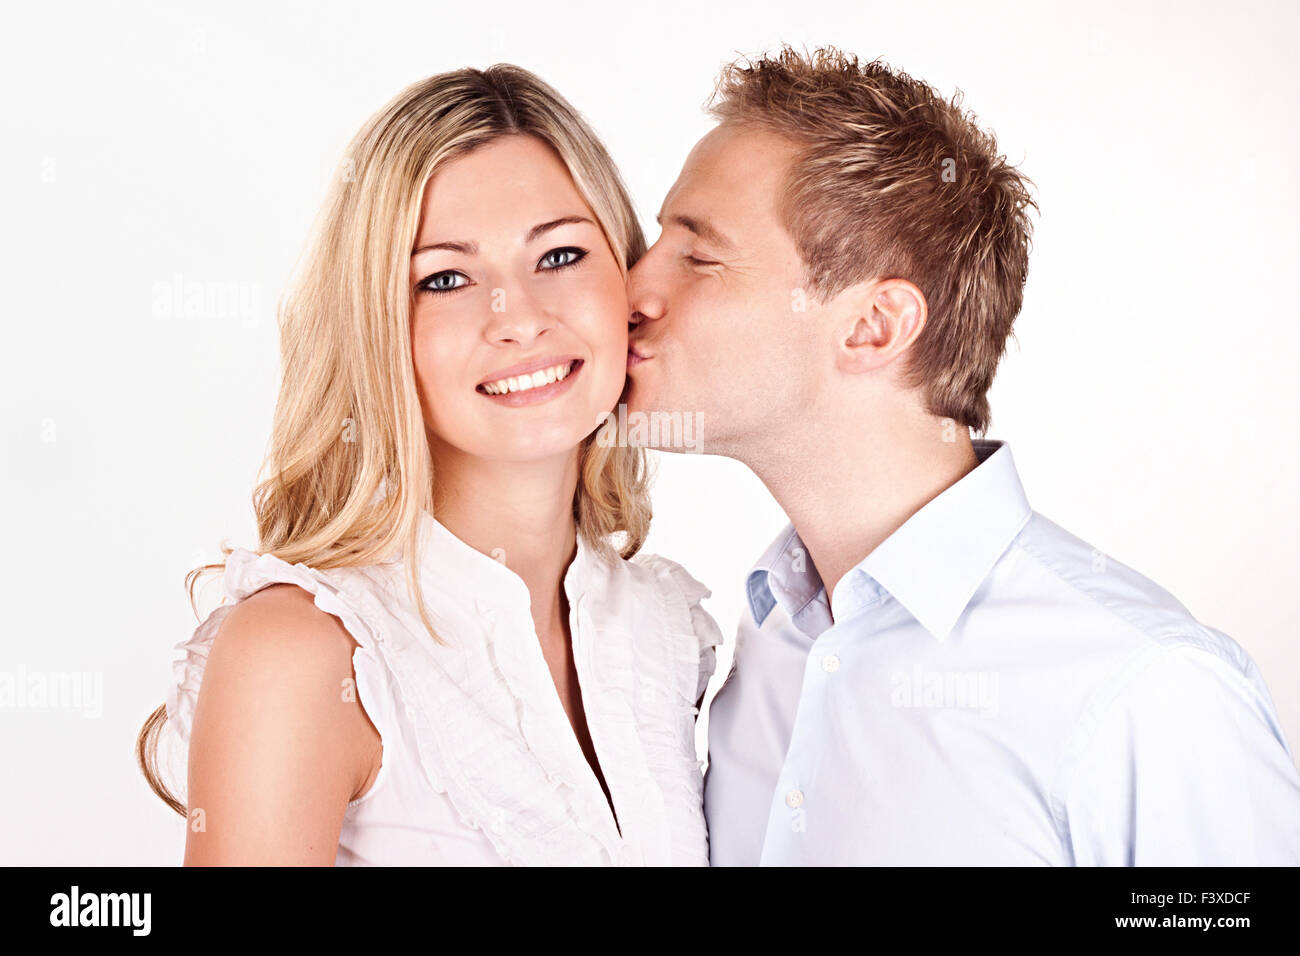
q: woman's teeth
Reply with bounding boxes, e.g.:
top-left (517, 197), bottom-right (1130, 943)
top-left (481, 361), bottom-right (576, 396)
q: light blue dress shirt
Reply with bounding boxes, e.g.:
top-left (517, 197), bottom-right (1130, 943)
top-left (704, 439), bottom-right (1300, 865)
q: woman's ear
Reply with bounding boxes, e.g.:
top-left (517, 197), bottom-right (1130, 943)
top-left (834, 278), bottom-right (928, 375)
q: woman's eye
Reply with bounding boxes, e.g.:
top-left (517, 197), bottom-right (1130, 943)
top-left (539, 247), bottom-right (587, 270)
top-left (419, 271), bottom-right (469, 295)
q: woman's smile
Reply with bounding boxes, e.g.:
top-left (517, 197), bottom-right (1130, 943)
top-left (476, 356), bottom-right (585, 407)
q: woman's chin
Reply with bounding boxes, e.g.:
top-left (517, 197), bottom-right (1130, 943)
top-left (472, 417), bottom-right (602, 464)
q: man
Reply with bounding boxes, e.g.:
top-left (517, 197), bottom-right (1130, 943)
top-left (624, 45), bottom-right (1300, 864)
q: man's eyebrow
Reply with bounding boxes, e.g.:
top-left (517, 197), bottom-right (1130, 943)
top-left (411, 215), bottom-right (594, 257)
top-left (655, 211), bottom-right (736, 252)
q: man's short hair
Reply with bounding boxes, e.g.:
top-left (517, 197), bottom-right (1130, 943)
top-left (707, 45), bottom-right (1036, 433)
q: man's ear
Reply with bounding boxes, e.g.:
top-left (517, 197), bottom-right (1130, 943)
top-left (834, 278), bottom-right (927, 375)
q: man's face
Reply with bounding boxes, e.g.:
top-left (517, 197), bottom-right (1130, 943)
top-left (625, 123), bottom-right (825, 454)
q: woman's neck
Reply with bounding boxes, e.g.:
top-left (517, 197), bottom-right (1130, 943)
top-left (428, 437), bottom-right (582, 636)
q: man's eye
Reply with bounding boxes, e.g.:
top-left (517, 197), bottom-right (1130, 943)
top-left (685, 254), bottom-right (718, 267)
top-left (418, 271), bottom-right (469, 295)
top-left (539, 247), bottom-right (587, 270)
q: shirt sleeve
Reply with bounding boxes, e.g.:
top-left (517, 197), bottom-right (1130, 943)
top-left (1059, 641), bottom-right (1300, 865)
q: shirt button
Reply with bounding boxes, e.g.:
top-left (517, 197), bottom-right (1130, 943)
top-left (785, 789), bottom-right (804, 809)
top-left (821, 654), bottom-right (840, 673)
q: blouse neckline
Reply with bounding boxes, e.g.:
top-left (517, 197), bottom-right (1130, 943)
top-left (412, 507), bottom-right (601, 620)
top-left (409, 507), bottom-right (627, 848)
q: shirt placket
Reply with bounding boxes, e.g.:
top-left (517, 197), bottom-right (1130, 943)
top-left (759, 575), bottom-right (882, 865)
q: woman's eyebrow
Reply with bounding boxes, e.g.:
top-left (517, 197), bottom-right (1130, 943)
top-left (526, 215), bottom-right (595, 242)
top-left (411, 215), bottom-right (594, 258)
top-left (411, 239), bottom-right (476, 257)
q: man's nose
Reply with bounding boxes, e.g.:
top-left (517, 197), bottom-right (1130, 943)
top-left (627, 260), bottom-right (666, 327)
top-left (628, 307), bottom-right (656, 328)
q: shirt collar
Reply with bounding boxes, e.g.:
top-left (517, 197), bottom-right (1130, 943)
top-left (746, 524), bottom-right (827, 629)
top-left (418, 509), bottom-right (597, 607)
top-left (746, 439), bottom-right (1032, 642)
top-left (369, 478), bottom-right (597, 613)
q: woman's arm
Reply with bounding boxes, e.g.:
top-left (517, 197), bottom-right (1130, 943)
top-left (183, 583), bottom-right (382, 865)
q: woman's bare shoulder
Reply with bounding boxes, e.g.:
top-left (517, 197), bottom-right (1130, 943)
top-left (183, 582), bottom-right (381, 865)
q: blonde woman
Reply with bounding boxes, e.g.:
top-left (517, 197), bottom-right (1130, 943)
top-left (135, 64), bottom-right (722, 866)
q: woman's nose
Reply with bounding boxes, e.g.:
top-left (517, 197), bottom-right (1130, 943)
top-left (483, 284), bottom-right (557, 347)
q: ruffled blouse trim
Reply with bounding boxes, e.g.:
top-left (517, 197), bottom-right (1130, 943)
top-left (631, 552), bottom-right (726, 705)
top-left (162, 550), bottom-right (387, 808)
top-left (163, 537), bottom-right (721, 866)
top-left (624, 552), bottom-right (724, 864)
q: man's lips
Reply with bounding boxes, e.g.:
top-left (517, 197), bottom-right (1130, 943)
top-left (627, 343), bottom-right (650, 368)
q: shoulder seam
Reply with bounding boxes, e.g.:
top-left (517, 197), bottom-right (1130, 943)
top-left (1012, 528), bottom-right (1219, 653)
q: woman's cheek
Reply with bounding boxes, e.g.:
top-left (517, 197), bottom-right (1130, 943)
top-left (591, 274), bottom-right (631, 348)
top-left (585, 288), bottom-right (631, 407)
top-left (411, 326), bottom-right (462, 425)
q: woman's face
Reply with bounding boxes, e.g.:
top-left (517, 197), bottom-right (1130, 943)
top-left (409, 134), bottom-right (629, 465)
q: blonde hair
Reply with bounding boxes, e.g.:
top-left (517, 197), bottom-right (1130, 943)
top-left (707, 45), bottom-right (1036, 433)
top-left (137, 64), bottom-right (651, 816)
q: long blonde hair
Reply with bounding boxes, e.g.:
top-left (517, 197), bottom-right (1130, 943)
top-left (137, 64), bottom-right (652, 816)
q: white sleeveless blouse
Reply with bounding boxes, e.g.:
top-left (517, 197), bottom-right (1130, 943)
top-left (159, 511), bottom-right (723, 866)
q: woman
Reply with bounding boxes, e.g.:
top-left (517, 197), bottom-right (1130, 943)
top-left (135, 64), bottom-right (722, 865)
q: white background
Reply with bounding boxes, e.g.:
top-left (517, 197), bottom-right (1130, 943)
top-left (2, 0), bottom-right (1296, 864)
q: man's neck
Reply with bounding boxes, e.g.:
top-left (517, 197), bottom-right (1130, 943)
top-left (742, 406), bottom-right (979, 616)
